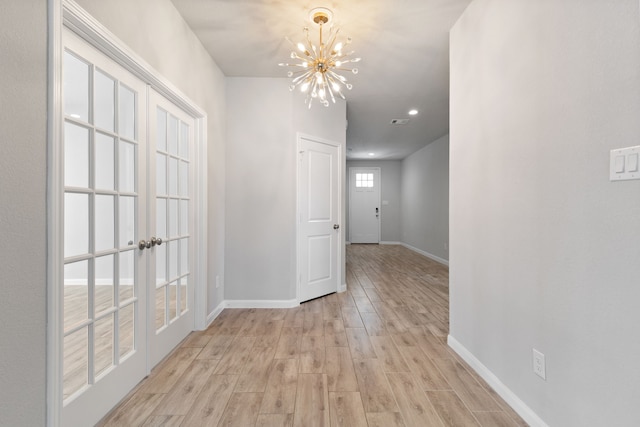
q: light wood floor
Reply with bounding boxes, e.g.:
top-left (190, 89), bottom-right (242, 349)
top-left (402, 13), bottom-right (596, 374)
top-left (98, 244), bottom-right (528, 427)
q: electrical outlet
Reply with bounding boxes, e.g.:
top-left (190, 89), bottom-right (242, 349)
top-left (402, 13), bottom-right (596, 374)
top-left (533, 349), bottom-right (546, 380)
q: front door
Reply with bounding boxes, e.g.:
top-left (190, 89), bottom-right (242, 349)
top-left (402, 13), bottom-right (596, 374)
top-left (298, 135), bottom-right (341, 303)
top-left (349, 167), bottom-right (380, 244)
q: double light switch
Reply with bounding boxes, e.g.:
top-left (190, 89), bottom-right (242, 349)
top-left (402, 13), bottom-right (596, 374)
top-left (610, 145), bottom-right (640, 181)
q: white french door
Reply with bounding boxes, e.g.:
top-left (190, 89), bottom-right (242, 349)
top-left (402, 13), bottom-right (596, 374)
top-left (148, 89), bottom-right (195, 367)
top-left (349, 167), bottom-right (380, 244)
top-left (298, 134), bottom-right (342, 303)
top-left (61, 29), bottom-right (148, 427)
top-left (58, 29), bottom-right (196, 426)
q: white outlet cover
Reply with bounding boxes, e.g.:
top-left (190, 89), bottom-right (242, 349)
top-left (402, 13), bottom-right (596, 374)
top-left (533, 349), bottom-right (546, 380)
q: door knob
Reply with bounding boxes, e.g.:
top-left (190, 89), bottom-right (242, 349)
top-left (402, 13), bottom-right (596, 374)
top-left (138, 240), bottom-right (147, 250)
top-left (156, 237), bottom-right (163, 246)
top-left (333, 224), bottom-right (340, 230)
top-left (150, 237), bottom-right (158, 247)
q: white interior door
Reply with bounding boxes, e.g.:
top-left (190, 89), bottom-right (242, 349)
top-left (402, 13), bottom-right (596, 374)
top-left (148, 90), bottom-right (196, 367)
top-left (298, 135), bottom-right (341, 303)
top-left (349, 167), bottom-right (380, 244)
top-left (61, 29), bottom-right (148, 427)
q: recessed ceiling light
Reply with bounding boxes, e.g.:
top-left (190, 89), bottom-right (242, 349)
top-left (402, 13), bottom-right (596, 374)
top-left (408, 109), bottom-right (419, 116)
top-left (368, 153), bottom-right (375, 156)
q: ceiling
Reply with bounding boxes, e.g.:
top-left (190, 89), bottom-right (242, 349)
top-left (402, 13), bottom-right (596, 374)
top-left (171, 0), bottom-right (472, 160)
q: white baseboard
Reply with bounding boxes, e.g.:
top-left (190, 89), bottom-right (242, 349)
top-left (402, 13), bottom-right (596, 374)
top-left (205, 301), bottom-right (226, 328)
top-left (338, 283), bottom-right (347, 293)
top-left (224, 299), bottom-right (300, 309)
top-left (401, 242), bottom-right (449, 266)
top-left (448, 335), bottom-right (549, 427)
top-left (345, 241), bottom-right (351, 245)
top-left (380, 241), bottom-right (401, 245)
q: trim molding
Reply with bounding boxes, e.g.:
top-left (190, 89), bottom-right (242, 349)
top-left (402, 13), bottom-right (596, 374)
top-left (205, 302), bottom-right (226, 328)
top-left (401, 242), bottom-right (449, 266)
top-left (224, 299), bottom-right (300, 309)
top-left (345, 241), bottom-right (351, 245)
top-left (338, 283), bottom-right (347, 293)
top-left (448, 335), bottom-right (549, 427)
top-left (380, 241), bottom-right (401, 245)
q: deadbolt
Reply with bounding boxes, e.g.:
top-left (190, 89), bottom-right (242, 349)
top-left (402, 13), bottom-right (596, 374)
top-left (333, 224), bottom-right (340, 230)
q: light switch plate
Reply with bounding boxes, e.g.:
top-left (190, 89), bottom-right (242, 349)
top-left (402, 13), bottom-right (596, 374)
top-left (610, 146), bottom-right (640, 181)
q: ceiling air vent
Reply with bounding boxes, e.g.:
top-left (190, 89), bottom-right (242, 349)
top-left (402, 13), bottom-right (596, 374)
top-left (390, 119), bottom-right (410, 125)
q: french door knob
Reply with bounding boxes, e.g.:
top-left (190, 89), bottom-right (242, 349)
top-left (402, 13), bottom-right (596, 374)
top-left (138, 240), bottom-right (147, 250)
top-left (156, 237), bottom-right (163, 246)
top-left (150, 237), bottom-right (157, 246)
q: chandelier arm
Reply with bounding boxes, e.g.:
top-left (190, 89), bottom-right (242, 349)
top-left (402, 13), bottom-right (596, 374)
top-left (325, 76), bottom-right (337, 103)
top-left (325, 28), bottom-right (341, 55)
top-left (292, 70), bottom-right (314, 85)
top-left (327, 70), bottom-right (348, 83)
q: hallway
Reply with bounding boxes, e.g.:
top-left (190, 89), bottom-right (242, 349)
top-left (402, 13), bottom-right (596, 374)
top-left (99, 244), bottom-right (526, 426)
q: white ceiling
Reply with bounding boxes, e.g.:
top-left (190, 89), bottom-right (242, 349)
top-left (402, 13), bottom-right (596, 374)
top-left (171, 0), bottom-right (471, 160)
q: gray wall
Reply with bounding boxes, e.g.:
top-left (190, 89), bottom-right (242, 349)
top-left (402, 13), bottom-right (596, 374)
top-left (0, 1), bottom-right (48, 425)
top-left (225, 78), bottom-right (346, 301)
top-left (346, 160), bottom-right (402, 243)
top-left (76, 0), bottom-right (227, 316)
top-left (401, 135), bottom-right (450, 261)
top-left (450, 1), bottom-right (640, 425)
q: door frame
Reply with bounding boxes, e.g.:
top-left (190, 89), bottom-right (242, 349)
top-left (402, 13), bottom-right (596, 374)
top-left (295, 133), bottom-right (344, 303)
top-left (47, 1), bottom-right (208, 425)
top-left (348, 167), bottom-right (381, 244)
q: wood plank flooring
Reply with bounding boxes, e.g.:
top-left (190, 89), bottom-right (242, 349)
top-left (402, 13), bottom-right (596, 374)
top-left (98, 244), bottom-right (527, 427)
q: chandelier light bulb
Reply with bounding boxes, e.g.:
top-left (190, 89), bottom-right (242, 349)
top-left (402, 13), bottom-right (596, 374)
top-left (278, 7), bottom-right (360, 108)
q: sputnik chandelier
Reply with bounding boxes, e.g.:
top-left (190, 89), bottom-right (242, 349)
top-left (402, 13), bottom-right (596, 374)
top-left (279, 7), bottom-right (361, 108)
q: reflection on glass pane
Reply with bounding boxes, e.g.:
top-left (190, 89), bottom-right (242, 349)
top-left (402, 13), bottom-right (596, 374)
top-left (65, 193), bottom-right (89, 257)
top-left (157, 108), bottom-right (167, 152)
top-left (180, 238), bottom-right (189, 276)
top-left (95, 70), bottom-right (115, 132)
top-left (64, 51), bottom-right (89, 123)
top-left (169, 281), bottom-right (177, 321)
top-left (180, 200), bottom-right (188, 236)
top-left (156, 285), bottom-right (166, 331)
top-left (95, 133), bottom-right (115, 190)
top-left (169, 240), bottom-right (178, 280)
top-left (119, 141), bottom-right (136, 193)
top-left (169, 199), bottom-right (178, 238)
top-left (64, 327), bottom-right (88, 400)
top-left (94, 314), bottom-right (114, 377)
top-left (95, 255), bottom-right (114, 314)
top-left (119, 85), bottom-right (136, 140)
top-left (156, 153), bottom-right (167, 196)
top-left (169, 157), bottom-right (178, 196)
top-left (156, 198), bottom-right (167, 239)
top-left (95, 195), bottom-right (115, 251)
top-left (119, 303), bottom-right (135, 359)
top-left (168, 115), bottom-right (178, 155)
top-left (64, 260), bottom-right (88, 332)
top-left (156, 243), bottom-right (167, 286)
top-left (179, 276), bottom-right (188, 314)
top-left (179, 122), bottom-right (189, 158)
top-left (179, 161), bottom-right (188, 197)
top-left (119, 196), bottom-right (135, 248)
top-left (119, 250), bottom-right (135, 303)
top-left (64, 122), bottom-right (89, 188)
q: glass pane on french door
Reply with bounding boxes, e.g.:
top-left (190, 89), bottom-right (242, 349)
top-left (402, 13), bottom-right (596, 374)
top-left (61, 29), bottom-right (147, 427)
top-left (149, 89), bottom-right (195, 367)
